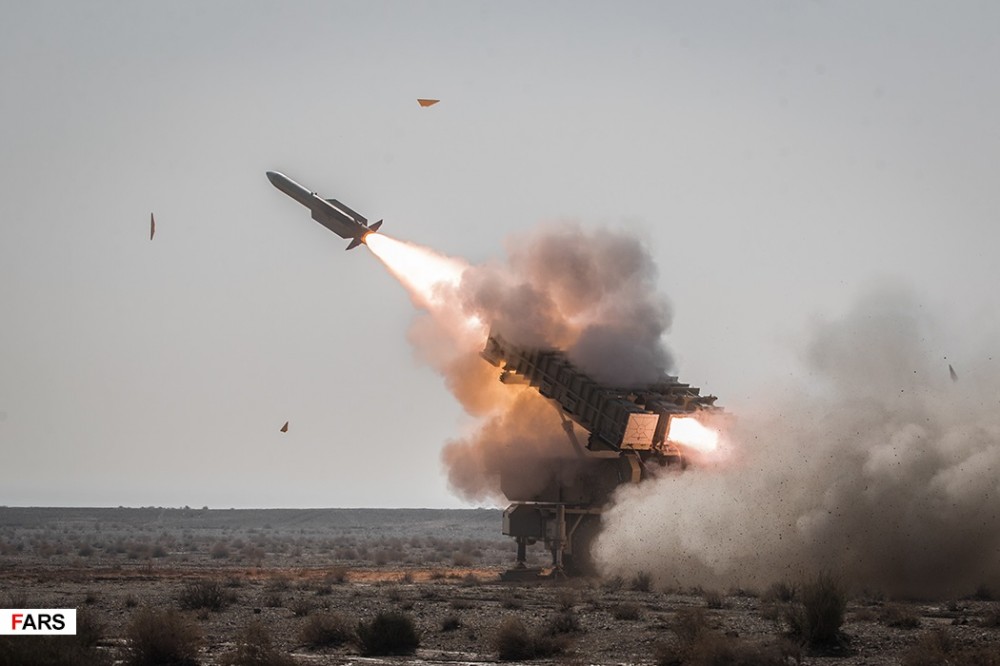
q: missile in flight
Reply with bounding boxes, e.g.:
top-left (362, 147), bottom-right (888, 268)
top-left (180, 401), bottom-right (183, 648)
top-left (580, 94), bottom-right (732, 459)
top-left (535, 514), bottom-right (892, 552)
top-left (266, 171), bottom-right (382, 250)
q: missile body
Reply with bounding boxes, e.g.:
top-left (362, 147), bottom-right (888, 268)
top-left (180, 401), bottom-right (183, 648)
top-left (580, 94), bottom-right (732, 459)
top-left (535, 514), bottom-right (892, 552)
top-left (266, 171), bottom-right (382, 250)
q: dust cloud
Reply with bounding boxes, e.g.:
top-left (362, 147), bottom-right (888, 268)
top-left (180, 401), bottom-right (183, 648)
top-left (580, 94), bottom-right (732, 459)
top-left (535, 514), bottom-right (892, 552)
top-left (595, 284), bottom-right (1000, 598)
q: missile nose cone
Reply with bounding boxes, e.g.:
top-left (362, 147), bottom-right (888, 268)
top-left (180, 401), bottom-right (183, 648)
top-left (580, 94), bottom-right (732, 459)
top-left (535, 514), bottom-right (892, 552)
top-left (267, 171), bottom-right (290, 189)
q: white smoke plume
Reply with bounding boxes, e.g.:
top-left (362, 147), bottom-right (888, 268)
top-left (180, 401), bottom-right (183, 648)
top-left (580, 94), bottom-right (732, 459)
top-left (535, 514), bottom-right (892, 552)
top-left (595, 283), bottom-right (1000, 598)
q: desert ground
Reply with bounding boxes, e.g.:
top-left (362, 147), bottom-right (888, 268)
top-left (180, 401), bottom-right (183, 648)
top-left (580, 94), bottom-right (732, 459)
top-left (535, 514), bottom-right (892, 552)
top-left (1, 507), bottom-right (999, 665)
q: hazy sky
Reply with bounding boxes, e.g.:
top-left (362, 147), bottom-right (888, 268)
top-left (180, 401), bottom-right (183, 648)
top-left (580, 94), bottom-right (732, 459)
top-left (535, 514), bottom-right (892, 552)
top-left (1, 1), bottom-right (997, 508)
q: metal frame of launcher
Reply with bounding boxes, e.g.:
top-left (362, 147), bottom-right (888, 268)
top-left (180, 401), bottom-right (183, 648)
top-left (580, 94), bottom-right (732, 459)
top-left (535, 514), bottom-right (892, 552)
top-left (480, 333), bottom-right (721, 577)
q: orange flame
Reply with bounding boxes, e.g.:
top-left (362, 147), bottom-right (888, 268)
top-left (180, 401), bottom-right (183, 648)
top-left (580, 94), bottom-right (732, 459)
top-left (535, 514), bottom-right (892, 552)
top-left (667, 416), bottom-right (720, 454)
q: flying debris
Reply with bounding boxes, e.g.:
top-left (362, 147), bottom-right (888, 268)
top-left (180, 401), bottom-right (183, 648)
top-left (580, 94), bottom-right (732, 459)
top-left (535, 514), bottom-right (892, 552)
top-left (280, 421), bottom-right (289, 433)
top-left (949, 364), bottom-right (958, 382)
top-left (266, 171), bottom-right (382, 250)
top-left (417, 98), bottom-right (440, 107)
top-left (149, 213), bottom-right (155, 240)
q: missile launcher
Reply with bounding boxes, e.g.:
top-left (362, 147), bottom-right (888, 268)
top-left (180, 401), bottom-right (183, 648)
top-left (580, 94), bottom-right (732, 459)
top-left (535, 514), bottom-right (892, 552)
top-left (481, 333), bottom-right (721, 576)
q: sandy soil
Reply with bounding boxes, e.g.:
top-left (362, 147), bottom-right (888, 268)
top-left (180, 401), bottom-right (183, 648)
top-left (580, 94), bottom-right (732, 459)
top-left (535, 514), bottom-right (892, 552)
top-left (2, 507), bottom-right (999, 665)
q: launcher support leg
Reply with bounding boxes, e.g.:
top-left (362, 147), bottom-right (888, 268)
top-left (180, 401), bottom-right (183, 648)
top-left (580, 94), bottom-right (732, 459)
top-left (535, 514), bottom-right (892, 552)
top-left (551, 504), bottom-right (566, 570)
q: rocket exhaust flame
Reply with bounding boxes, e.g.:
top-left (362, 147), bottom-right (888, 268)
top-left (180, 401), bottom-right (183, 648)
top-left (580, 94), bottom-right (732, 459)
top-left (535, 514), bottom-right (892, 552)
top-left (365, 233), bottom-right (466, 308)
top-left (667, 416), bottom-right (721, 454)
top-left (365, 233), bottom-right (486, 342)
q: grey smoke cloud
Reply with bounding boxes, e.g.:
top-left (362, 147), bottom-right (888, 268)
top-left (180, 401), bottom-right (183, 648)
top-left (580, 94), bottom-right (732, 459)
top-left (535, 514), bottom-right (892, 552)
top-left (439, 222), bottom-right (675, 501)
top-left (595, 283), bottom-right (1000, 598)
top-left (460, 221), bottom-right (674, 384)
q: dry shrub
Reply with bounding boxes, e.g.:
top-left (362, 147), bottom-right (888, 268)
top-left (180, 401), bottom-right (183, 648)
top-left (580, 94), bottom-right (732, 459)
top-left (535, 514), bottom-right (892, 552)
top-left (980, 608), bottom-right (1000, 627)
top-left (494, 617), bottom-right (566, 661)
top-left (219, 620), bottom-right (295, 666)
top-left (210, 542), bottom-right (230, 559)
top-left (266, 576), bottom-right (291, 592)
top-left (324, 567), bottom-right (348, 584)
top-left (76, 609), bottom-right (104, 648)
top-left (880, 603), bottom-right (921, 629)
top-left (452, 552), bottom-right (474, 567)
top-left (298, 612), bottom-right (354, 648)
top-left (178, 579), bottom-right (235, 611)
top-left (653, 640), bottom-right (684, 666)
top-left (441, 615), bottom-right (462, 632)
top-left (973, 584), bottom-right (994, 601)
top-left (0, 609), bottom-right (108, 666)
top-left (555, 588), bottom-right (577, 612)
top-left (612, 602), bottom-right (642, 621)
top-left (631, 571), bottom-right (653, 592)
top-left (290, 598), bottom-right (315, 618)
top-left (544, 610), bottom-right (581, 635)
top-left (674, 608), bottom-right (710, 646)
top-left (5, 591), bottom-right (29, 608)
top-left (124, 607), bottom-right (201, 666)
top-left (703, 590), bottom-right (725, 609)
top-left (902, 628), bottom-right (1000, 666)
top-left (261, 591), bottom-right (283, 608)
top-left (356, 612), bottom-right (420, 656)
top-left (495, 618), bottom-right (533, 661)
top-left (785, 572), bottom-right (847, 646)
top-left (656, 608), bottom-right (798, 666)
top-left (0, 636), bottom-right (110, 666)
top-left (851, 606), bottom-right (878, 622)
top-left (500, 591), bottom-right (523, 609)
top-left (762, 581), bottom-right (797, 604)
top-left (683, 637), bottom-right (795, 666)
top-left (602, 575), bottom-right (625, 592)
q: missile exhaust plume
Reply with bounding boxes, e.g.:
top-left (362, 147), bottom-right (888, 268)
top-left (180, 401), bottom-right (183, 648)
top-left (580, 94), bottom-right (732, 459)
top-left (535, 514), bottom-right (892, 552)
top-left (365, 233), bottom-right (467, 309)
